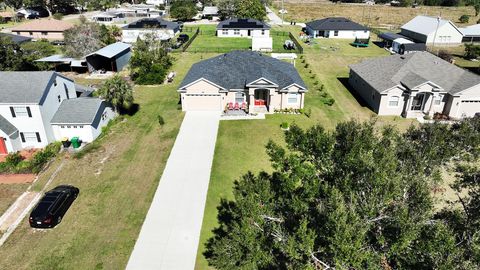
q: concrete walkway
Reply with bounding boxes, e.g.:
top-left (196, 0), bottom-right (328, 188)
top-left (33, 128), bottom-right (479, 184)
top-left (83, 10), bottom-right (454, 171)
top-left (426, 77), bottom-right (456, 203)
top-left (266, 6), bottom-right (284, 25)
top-left (127, 111), bottom-right (220, 270)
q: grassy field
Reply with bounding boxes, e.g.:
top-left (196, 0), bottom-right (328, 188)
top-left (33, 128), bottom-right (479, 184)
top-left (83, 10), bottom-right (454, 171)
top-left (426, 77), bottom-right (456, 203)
top-left (184, 24), bottom-right (299, 53)
top-left (0, 184), bottom-right (30, 216)
top-left (272, 2), bottom-right (478, 29)
top-left (0, 52), bottom-right (219, 270)
top-left (195, 29), bottom-right (417, 269)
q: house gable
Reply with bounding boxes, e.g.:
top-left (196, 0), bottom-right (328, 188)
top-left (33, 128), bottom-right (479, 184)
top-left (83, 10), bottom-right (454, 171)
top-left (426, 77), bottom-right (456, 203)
top-left (246, 77), bottom-right (278, 88)
top-left (179, 78), bottom-right (226, 94)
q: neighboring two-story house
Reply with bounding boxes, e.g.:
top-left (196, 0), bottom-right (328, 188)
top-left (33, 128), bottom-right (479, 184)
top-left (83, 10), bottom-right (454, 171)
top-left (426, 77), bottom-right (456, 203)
top-left (0, 72), bottom-right (114, 155)
top-left (178, 51), bottom-right (307, 113)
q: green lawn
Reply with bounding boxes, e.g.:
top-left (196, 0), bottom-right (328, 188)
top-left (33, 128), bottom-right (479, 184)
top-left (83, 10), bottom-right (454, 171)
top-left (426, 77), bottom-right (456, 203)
top-left (195, 31), bottom-right (417, 269)
top-left (0, 52), bottom-right (218, 270)
top-left (184, 24), bottom-right (299, 53)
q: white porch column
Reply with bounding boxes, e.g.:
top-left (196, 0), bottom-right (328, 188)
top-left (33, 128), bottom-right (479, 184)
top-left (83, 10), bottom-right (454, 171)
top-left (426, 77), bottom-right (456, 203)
top-left (404, 94), bottom-right (413, 118)
top-left (268, 89), bottom-right (274, 113)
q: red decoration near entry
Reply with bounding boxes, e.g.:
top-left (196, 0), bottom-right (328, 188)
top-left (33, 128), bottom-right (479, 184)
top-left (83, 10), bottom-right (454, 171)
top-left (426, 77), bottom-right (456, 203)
top-left (254, 99), bottom-right (265, 106)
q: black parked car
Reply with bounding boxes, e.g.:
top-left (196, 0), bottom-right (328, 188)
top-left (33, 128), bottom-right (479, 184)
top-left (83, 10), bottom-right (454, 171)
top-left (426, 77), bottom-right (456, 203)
top-left (29, 185), bottom-right (79, 228)
top-left (177, 34), bottom-right (189, 43)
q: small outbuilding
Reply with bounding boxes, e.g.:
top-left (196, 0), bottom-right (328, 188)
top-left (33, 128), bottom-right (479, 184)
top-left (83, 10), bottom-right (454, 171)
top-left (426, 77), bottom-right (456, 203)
top-left (85, 42), bottom-right (132, 73)
top-left (50, 98), bottom-right (115, 143)
top-left (460, 24), bottom-right (480, 43)
top-left (306, 17), bottom-right (370, 39)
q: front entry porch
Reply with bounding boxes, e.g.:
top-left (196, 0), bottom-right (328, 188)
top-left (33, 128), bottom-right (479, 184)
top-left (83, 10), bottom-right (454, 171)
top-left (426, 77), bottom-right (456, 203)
top-left (402, 91), bottom-right (444, 118)
top-left (250, 89), bottom-right (271, 113)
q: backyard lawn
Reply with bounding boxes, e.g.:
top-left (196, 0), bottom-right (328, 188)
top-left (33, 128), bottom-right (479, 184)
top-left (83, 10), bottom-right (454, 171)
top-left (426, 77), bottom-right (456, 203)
top-left (195, 31), bottom-right (417, 269)
top-left (0, 52), bottom-right (217, 270)
top-left (184, 24), bottom-right (299, 53)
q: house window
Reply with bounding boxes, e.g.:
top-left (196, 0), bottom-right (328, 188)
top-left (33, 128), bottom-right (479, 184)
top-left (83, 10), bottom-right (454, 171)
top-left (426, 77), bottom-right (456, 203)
top-left (334, 30), bottom-right (339, 36)
top-left (411, 93), bottom-right (425, 111)
top-left (261, 30), bottom-right (265, 35)
top-left (235, 92), bottom-right (245, 103)
top-left (16, 31), bottom-right (20, 35)
top-left (67, 125), bottom-right (71, 128)
top-left (61, 126), bottom-right (65, 128)
top-left (73, 126), bottom-right (77, 128)
top-left (222, 29), bottom-right (228, 35)
top-left (21, 132), bottom-right (38, 143)
top-left (434, 95), bottom-right (443, 105)
top-left (13, 107), bottom-right (29, 117)
top-left (58, 95), bottom-right (61, 102)
top-left (41, 32), bottom-right (48, 36)
top-left (288, 93), bottom-right (298, 104)
top-left (102, 112), bottom-right (108, 121)
top-left (388, 96), bottom-right (400, 107)
top-left (29, 32), bottom-right (33, 36)
top-left (79, 125), bottom-right (84, 128)
top-left (234, 29), bottom-right (240, 35)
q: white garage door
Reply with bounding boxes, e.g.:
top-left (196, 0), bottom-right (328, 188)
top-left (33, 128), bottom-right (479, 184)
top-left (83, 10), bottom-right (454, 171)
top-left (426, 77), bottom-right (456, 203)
top-left (459, 100), bottom-right (480, 117)
top-left (183, 94), bottom-right (223, 111)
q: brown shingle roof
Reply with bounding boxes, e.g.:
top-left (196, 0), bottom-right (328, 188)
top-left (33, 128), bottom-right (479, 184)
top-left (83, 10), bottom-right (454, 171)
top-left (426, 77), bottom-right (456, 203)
top-left (10, 19), bottom-right (74, 32)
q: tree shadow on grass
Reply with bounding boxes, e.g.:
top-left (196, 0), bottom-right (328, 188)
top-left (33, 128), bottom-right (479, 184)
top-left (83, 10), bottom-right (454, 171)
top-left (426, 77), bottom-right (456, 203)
top-left (118, 103), bottom-right (140, 116)
top-left (337, 77), bottom-right (371, 110)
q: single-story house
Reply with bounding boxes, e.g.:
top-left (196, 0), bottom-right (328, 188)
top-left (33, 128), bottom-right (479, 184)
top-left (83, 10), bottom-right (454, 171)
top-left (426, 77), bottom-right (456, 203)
top-left (306, 17), bottom-right (370, 39)
top-left (0, 32), bottom-right (33, 44)
top-left (10, 19), bottom-right (74, 41)
top-left (122, 18), bottom-right (180, 43)
top-left (92, 12), bottom-right (125, 25)
top-left (0, 71), bottom-right (114, 154)
top-left (51, 98), bottom-right (115, 143)
top-left (216, 18), bottom-right (270, 38)
top-left (178, 51), bottom-right (307, 113)
top-left (85, 42), bottom-right (131, 73)
top-left (202, 6), bottom-right (218, 19)
top-left (348, 52), bottom-right (480, 119)
top-left (460, 24), bottom-right (480, 43)
top-left (400, 16), bottom-right (463, 45)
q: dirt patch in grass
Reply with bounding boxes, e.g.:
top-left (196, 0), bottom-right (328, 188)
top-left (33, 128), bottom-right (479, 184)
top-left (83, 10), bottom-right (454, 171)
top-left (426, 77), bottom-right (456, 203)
top-left (273, 2), bottom-right (478, 29)
top-left (0, 184), bottom-right (30, 215)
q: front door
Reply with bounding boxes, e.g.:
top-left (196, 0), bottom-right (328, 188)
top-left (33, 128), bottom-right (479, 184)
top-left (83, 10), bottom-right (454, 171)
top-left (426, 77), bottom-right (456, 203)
top-left (254, 90), bottom-right (268, 106)
top-left (248, 30), bottom-right (251, 36)
top-left (411, 93), bottom-right (425, 111)
top-left (0, 137), bottom-right (7, 155)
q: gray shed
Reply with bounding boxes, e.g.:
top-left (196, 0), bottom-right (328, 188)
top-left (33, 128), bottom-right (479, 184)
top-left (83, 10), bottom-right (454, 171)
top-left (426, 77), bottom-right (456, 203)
top-left (85, 42), bottom-right (132, 73)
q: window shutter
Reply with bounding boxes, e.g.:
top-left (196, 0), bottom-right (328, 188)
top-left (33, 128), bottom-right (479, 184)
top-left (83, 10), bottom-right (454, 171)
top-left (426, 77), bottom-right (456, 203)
top-left (10, 107), bottom-right (16, 118)
top-left (20, 132), bottom-right (25, 143)
top-left (26, 107), bottom-right (32, 117)
top-left (35, 132), bottom-right (41, 143)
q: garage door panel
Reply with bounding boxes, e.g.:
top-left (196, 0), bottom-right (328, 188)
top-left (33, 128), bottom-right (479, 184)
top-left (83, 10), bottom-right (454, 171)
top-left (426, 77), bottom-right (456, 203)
top-left (184, 94), bottom-right (223, 111)
top-left (459, 100), bottom-right (480, 118)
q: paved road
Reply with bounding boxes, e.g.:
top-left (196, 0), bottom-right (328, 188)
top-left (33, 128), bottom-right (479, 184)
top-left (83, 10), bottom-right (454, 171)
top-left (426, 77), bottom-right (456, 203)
top-left (266, 6), bottom-right (284, 25)
top-left (126, 111), bottom-right (220, 270)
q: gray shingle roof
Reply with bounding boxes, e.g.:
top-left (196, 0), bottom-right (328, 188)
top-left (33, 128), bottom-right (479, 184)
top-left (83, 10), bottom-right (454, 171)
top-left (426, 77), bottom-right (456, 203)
top-left (0, 71), bottom-right (70, 104)
top-left (122, 18), bottom-right (179, 31)
top-left (217, 18), bottom-right (270, 30)
top-left (0, 33), bottom-right (32, 44)
top-left (178, 51), bottom-right (307, 91)
top-left (349, 52), bottom-right (480, 95)
top-left (0, 114), bottom-right (18, 137)
top-left (306, 17), bottom-right (368, 31)
top-left (50, 98), bottom-right (107, 125)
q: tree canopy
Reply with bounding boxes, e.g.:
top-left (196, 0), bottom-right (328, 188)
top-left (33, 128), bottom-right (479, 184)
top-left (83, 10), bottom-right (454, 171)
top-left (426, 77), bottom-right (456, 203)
top-left (97, 75), bottom-right (134, 112)
top-left (129, 33), bottom-right (172, 85)
top-left (205, 118), bottom-right (480, 269)
top-left (63, 19), bottom-right (103, 58)
top-left (169, 0), bottom-right (198, 21)
top-left (0, 37), bottom-right (55, 71)
top-left (216, 0), bottom-right (266, 20)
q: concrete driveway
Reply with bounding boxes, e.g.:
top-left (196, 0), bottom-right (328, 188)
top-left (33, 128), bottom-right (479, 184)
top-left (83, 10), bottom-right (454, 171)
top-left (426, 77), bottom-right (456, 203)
top-left (126, 111), bottom-right (220, 270)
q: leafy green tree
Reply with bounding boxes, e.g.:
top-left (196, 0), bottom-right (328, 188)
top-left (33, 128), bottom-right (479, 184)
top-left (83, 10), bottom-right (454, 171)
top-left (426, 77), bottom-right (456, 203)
top-left (129, 33), bottom-right (172, 85)
top-left (217, 0), bottom-right (236, 20)
top-left (99, 24), bottom-right (122, 45)
top-left (63, 20), bottom-right (103, 58)
top-left (20, 40), bottom-right (56, 70)
top-left (205, 119), bottom-right (480, 269)
top-left (0, 36), bottom-right (24, 71)
top-left (234, 0), bottom-right (266, 21)
top-left (169, 0), bottom-right (198, 21)
top-left (459, 14), bottom-right (470, 23)
top-left (97, 75), bottom-right (134, 112)
top-left (465, 44), bottom-right (480, 59)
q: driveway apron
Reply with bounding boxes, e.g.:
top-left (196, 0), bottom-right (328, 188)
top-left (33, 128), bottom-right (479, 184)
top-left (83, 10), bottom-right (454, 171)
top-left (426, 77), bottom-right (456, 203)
top-left (127, 111), bottom-right (220, 270)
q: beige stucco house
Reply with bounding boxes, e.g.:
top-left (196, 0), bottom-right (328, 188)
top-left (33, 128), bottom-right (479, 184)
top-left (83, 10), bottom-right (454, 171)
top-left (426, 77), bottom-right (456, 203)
top-left (349, 52), bottom-right (480, 119)
top-left (178, 51), bottom-right (307, 113)
top-left (10, 19), bottom-right (73, 41)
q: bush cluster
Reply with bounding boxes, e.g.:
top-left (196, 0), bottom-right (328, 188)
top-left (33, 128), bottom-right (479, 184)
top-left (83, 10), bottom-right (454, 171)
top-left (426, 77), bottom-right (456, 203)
top-left (0, 142), bottom-right (61, 174)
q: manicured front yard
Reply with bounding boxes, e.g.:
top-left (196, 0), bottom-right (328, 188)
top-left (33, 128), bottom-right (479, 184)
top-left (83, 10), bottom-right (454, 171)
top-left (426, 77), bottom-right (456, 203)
top-left (195, 32), bottom-right (417, 269)
top-left (0, 52), bottom-right (218, 270)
